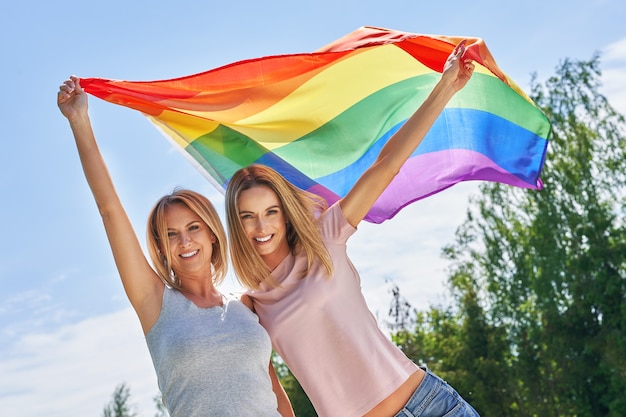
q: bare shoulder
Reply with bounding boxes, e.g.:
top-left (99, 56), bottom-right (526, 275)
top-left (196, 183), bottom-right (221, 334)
top-left (136, 279), bottom-right (166, 335)
top-left (239, 293), bottom-right (255, 312)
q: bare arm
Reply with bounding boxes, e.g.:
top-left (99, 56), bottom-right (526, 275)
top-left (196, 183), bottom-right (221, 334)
top-left (340, 41), bottom-right (475, 227)
top-left (57, 76), bottom-right (163, 334)
top-left (240, 295), bottom-right (295, 416)
top-left (269, 362), bottom-right (295, 417)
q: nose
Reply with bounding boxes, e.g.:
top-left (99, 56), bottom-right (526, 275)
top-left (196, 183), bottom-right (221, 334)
top-left (254, 217), bottom-right (267, 232)
top-left (180, 231), bottom-right (192, 247)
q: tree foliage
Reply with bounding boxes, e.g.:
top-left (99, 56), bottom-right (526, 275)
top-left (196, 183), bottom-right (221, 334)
top-left (153, 393), bottom-right (169, 417)
top-left (102, 383), bottom-right (138, 417)
top-left (394, 54), bottom-right (626, 416)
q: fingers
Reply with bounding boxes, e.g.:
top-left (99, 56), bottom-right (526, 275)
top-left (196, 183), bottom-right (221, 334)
top-left (57, 83), bottom-right (74, 106)
top-left (58, 81), bottom-right (72, 94)
top-left (70, 75), bottom-right (83, 93)
top-left (454, 39), bottom-right (467, 57)
top-left (57, 76), bottom-right (83, 100)
top-left (444, 40), bottom-right (468, 71)
top-left (450, 40), bottom-right (474, 77)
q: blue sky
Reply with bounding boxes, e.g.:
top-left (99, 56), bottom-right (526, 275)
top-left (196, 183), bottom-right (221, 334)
top-left (1, 1), bottom-right (625, 416)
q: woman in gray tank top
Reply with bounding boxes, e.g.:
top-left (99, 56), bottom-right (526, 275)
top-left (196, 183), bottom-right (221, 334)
top-left (58, 76), bottom-right (294, 417)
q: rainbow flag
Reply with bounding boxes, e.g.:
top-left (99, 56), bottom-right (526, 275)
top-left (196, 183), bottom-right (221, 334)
top-left (81, 26), bottom-right (550, 223)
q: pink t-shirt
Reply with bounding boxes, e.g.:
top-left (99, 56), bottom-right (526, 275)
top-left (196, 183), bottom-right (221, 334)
top-left (248, 203), bottom-right (418, 417)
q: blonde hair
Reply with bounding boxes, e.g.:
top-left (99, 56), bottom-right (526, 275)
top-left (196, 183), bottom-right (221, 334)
top-left (146, 189), bottom-right (228, 289)
top-left (225, 164), bottom-right (333, 290)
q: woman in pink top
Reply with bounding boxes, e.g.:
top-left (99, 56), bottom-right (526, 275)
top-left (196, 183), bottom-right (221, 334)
top-left (225, 42), bottom-right (480, 417)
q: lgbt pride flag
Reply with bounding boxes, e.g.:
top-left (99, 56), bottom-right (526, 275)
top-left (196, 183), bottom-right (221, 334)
top-left (81, 26), bottom-right (550, 223)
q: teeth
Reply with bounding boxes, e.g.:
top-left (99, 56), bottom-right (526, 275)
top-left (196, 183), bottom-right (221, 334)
top-left (180, 250), bottom-right (198, 258)
top-left (255, 235), bottom-right (272, 243)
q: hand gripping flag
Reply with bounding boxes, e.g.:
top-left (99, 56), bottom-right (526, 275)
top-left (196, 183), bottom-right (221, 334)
top-left (81, 26), bottom-right (550, 223)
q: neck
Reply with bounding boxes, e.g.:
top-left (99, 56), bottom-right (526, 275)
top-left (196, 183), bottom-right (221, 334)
top-left (179, 284), bottom-right (224, 308)
top-left (262, 249), bottom-right (291, 272)
top-left (178, 274), bottom-right (220, 297)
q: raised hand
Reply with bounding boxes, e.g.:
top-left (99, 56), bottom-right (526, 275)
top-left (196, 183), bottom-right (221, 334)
top-left (441, 40), bottom-right (475, 92)
top-left (57, 75), bottom-right (88, 121)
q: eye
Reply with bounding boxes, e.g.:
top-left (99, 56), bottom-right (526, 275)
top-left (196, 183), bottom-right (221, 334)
top-left (167, 230), bottom-right (178, 239)
top-left (188, 224), bottom-right (200, 232)
top-left (239, 213), bottom-right (253, 220)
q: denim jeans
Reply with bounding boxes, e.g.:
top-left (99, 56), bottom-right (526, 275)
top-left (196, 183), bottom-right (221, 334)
top-left (394, 367), bottom-right (480, 417)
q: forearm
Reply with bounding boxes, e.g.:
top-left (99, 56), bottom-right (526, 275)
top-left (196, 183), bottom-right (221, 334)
top-left (58, 77), bottom-right (161, 327)
top-left (376, 79), bottom-right (458, 169)
top-left (66, 112), bottom-right (154, 307)
top-left (269, 362), bottom-right (295, 417)
top-left (68, 113), bottom-right (123, 216)
top-left (340, 78), bottom-right (459, 226)
top-left (276, 394), bottom-right (295, 417)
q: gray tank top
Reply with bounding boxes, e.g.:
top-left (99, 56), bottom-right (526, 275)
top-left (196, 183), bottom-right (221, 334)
top-left (146, 288), bottom-right (281, 417)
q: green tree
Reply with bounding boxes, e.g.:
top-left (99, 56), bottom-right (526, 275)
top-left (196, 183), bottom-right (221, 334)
top-left (386, 283), bottom-right (416, 332)
top-left (391, 277), bottom-right (515, 416)
top-left (440, 54), bottom-right (626, 416)
top-left (102, 383), bottom-right (137, 417)
top-left (153, 393), bottom-right (169, 417)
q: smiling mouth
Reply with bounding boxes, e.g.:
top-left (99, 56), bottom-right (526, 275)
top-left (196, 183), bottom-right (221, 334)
top-left (255, 235), bottom-right (272, 243)
top-left (180, 250), bottom-right (198, 258)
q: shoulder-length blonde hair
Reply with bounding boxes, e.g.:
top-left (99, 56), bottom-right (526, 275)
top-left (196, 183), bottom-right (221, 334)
top-left (225, 164), bottom-right (333, 290)
top-left (146, 189), bottom-right (228, 289)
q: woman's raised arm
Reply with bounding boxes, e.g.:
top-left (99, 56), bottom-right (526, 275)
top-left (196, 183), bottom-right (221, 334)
top-left (58, 76), bottom-right (163, 334)
top-left (339, 41), bottom-right (475, 227)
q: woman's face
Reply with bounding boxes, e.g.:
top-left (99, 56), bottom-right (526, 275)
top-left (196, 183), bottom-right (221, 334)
top-left (237, 185), bottom-right (290, 270)
top-left (164, 203), bottom-right (216, 280)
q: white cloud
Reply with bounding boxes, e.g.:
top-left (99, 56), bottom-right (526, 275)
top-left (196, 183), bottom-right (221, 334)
top-left (0, 308), bottom-right (158, 417)
top-left (352, 182), bottom-right (479, 321)
top-left (602, 66), bottom-right (626, 116)
top-left (601, 37), bottom-right (626, 116)
top-left (603, 37), bottom-right (626, 62)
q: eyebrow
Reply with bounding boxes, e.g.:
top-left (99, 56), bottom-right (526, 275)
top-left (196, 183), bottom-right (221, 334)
top-left (238, 204), bottom-right (281, 214)
top-left (167, 220), bottom-right (201, 230)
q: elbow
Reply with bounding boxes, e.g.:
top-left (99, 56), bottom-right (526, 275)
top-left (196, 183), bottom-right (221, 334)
top-left (371, 158), bottom-right (402, 184)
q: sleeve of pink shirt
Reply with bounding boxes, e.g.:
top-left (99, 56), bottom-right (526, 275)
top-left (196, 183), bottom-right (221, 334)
top-left (317, 202), bottom-right (356, 244)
